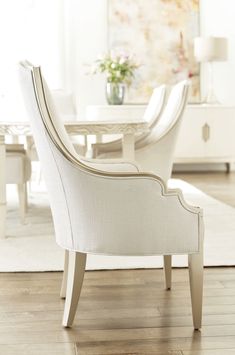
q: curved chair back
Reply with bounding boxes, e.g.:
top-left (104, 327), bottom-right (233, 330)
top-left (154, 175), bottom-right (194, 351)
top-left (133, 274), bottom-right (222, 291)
top-left (147, 80), bottom-right (189, 144)
top-left (142, 85), bottom-right (166, 127)
top-left (135, 80), bottom-right (189, 181)
top-left (19, 61), bottom-right (94, 252)
top-left (92, 84), bottom-right (166, 157)
top-left (135, 84), bottom-right (167, 148)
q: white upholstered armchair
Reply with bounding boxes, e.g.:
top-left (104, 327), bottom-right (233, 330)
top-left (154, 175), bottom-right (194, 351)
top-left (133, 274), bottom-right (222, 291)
top-left (19, 61), bottom-right (203, 330)
top-left (93, 80), bottom-right (189, 183)
top-left (92, 84), bottom-right (167, 157)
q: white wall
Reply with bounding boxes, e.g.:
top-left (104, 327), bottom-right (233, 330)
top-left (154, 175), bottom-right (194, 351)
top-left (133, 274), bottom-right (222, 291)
top-left (65, 0), bottom-right (108, 118)
top-left (65, 0), bottom-right (235, 117)
top-left (0, 0), bottom-right (65, 121)
top-left (2, 1), bottom-right (234, 120)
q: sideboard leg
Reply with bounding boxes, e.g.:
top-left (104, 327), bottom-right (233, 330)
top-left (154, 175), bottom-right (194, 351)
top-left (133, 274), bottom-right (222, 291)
top-left (226, 163), bottom-right (231, 173)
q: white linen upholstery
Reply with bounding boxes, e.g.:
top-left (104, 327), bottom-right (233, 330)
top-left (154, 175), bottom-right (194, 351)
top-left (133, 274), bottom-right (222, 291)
top-left (92, 85), bottom-right (166, 157)
top-left (19, 61), bottom-right (203, 330)
top-left (94, 81), bottom-right (189, 183)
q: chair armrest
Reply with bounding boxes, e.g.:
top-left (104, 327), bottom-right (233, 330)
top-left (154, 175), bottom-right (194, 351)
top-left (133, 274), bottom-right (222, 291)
top-left (91, 139), bottom-right (122, 158)
top-left (80, 157), bottom-right (140, 172)
top-left (51, 148), bottom-right (203, 256)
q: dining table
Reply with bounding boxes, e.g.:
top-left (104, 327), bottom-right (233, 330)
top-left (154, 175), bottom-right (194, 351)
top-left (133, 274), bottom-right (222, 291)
top-left (0, 119), bottom-right (149, 238)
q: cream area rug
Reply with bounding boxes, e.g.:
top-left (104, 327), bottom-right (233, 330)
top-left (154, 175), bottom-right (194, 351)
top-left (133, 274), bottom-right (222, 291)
top-left (0, 179), bottom-right (234, 272)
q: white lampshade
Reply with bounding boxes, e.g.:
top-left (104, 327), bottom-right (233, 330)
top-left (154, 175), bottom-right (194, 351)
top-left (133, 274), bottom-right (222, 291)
top-left (194, 37), bottom-right (228, 63)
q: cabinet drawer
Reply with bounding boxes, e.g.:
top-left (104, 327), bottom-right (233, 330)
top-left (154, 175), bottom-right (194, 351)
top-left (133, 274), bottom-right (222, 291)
top-left (175, 105), bottom-right (235, 162)
top-left (175, 109), bottom-right (206, 158)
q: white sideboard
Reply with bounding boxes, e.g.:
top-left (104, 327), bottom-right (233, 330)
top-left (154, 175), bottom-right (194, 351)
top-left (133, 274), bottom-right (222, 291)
top-left (86, 104), bottom-right (235, 168)
top-left (175, 105), bottom-right (235, 169)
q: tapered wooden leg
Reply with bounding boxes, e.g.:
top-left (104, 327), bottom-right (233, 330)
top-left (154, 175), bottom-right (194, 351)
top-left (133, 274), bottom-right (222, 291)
top-left (24, 183), bottom-right (28, 212)
top-left (17, 183), bottom-right (27, 224)
top-left (188, 250), bottom-right (204, 330)
top-left (60, 250), bottom-right (69, 299)
top-left (63, 251), bottom-right (86, 328)
top-left (164, 255), bottom-right (172, 290)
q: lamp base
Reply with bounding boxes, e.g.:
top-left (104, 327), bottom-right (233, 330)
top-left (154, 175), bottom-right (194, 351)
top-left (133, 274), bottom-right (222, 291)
top-left (202, 90), bottom-right (220, 104)
top-left (201, 62), bottom-right (221, 104)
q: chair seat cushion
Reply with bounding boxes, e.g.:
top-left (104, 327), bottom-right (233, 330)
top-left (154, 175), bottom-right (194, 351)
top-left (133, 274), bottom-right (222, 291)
top-left (6, 151), bottom-right (31, 184)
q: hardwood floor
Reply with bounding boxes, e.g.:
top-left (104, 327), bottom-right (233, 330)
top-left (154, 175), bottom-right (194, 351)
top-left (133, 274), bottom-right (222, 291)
top-left (0, 172), bottom-right (235, 354)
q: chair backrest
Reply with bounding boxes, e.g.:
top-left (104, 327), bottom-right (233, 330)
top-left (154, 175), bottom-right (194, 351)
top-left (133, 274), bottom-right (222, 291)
top-left (135, 85), bottom-right (166, 149)
top-left (19, 61), bottom-right (93, 251)
top-left (144, 80), bottom-right (189, 146)
top-left (52, 89), bottom-right (76, 121)
top-left (142, 85), bottom-right (166, 128)
top-left (135, 80), bottom-right (189, 182)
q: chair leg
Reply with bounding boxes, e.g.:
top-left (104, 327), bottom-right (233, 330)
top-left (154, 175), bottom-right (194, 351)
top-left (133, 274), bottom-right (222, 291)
top-left (164, 255), bottom-right (172, 290)
top-left (60, 250), bottom-right (69, 299)
top-left (24, 183), bottom-right (28, 212)
top-left (188, 250), bottom-right (204, 330)
top-left (63, 251), bottom-right (87, 328)
top-left (17, 183), bottom-right (27, 224)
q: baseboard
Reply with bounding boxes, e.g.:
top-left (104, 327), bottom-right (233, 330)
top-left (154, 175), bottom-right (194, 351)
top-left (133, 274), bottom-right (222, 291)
top-left (173, 162), bottom-right (235, 172)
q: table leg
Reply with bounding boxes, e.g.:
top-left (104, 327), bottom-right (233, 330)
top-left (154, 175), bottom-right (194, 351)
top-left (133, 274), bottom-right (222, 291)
top-left (122, 133), bottom-right (135, 161)
top-left (96, 134), bottom-right (102, 144)
top-left (12, 135), bottom-right (19, 144)
top-left (0, 135), bottom-right (6, 238)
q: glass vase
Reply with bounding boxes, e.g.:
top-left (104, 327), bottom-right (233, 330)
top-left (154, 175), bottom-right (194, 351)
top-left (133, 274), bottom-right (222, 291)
top-left (106, 82), bottom-right (125, 105)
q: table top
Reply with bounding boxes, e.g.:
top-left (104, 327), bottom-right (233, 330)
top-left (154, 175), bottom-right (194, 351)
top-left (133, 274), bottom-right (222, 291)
top-left (0, 120), bottom-right (149, 136)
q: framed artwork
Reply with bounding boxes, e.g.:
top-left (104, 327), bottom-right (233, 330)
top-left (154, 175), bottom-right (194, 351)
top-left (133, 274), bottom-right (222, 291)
top-left (108, 0), bottom-right (200, 103)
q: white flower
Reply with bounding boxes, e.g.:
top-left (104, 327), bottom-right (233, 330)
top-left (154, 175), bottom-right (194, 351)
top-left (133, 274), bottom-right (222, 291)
top-left (119, 57), bottom-right (127, 65)
top-left (111, 63), bottom-right (116, 69)
top-left (116, 71), bottom-right (121, 77)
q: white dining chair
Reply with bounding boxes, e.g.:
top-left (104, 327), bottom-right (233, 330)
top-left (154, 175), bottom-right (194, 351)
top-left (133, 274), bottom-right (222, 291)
top-left (19, 61), bottom-right (204, 330)
top-left (6, 143), bottom-right (31, 223)
top-left (93, 80), bottom-right (189, 183)
top-left (92, 84), bottom-right (167, 158)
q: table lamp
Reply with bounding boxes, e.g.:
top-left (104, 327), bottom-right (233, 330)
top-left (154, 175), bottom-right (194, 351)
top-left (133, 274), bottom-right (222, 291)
top-left (194, 36), bottom-right (228, 103)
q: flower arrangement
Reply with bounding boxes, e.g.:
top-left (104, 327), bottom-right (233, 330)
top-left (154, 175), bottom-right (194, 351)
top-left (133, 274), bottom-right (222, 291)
top-left (92, 50), bottom-right (140, 85)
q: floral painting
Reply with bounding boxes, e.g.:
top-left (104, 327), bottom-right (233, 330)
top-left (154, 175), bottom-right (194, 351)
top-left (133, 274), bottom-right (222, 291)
top-left (108, 0), bottom-right (200, 103)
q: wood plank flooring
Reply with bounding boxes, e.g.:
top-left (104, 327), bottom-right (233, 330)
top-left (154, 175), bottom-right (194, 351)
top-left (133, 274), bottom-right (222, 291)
top-left (0, 172), bottom-right (235, 354)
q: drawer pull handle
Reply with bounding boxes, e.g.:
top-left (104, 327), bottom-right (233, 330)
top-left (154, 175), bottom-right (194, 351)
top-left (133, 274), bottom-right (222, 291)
top-left (202, 123), bottom-right (210, 142)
